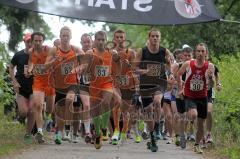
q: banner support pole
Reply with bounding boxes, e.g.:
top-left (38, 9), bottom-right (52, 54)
top-left (220, 19), bottom-right (240, 24)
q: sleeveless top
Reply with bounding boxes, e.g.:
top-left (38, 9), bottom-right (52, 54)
top-left (114, 49), bottom-right (138, 89)
top-left (50, 46), bottom-right (78, 89)
top-left (31, 46), bottom-right (48, 82)
top-left (89, 48), bottom-right (114, 88)
top-left (184, 60), bottom-right (209, 98)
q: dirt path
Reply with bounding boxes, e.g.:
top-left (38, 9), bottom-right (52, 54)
top-left (5, 136), bottom-right (204, 159)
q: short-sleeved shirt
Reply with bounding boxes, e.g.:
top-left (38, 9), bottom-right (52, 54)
top-left (10, 49), bottom-right (33, 98)
top-left (11, 49), bottom-right (33, 83)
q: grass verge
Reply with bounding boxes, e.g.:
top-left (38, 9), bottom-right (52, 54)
top-left (0, 112), bottom-right (31, 158)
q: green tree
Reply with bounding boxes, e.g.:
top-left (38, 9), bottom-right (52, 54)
top-left (0, 5), bottom-right (54, 52)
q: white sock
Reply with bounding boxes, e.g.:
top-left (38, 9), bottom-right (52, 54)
top-left (84, 120), bottom-right (91, 134)
top-left (143, 122), bottom-right (147, 132)
top-left (38, 128), bottom-right (43, 133)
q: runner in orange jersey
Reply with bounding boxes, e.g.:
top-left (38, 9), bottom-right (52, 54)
top-left (110, 29), bottom-right (139, 145)
top-left (45, 26), bottom-right (84, 144)
top-left (73, 31), bottom-right (121, 149)
top-left (27, 31), bottom-right (55, 143)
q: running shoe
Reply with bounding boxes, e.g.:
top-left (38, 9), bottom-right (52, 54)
top-left (150, 139), bottom-right (158, 152)
top-left (166, 138), bottom-right (173, 144)
top-left (206, 133), bottom-right (213, 143)
top-left (101, 128), bottom-right (108, 141)
top-left (189, 134), bottom-right (196, 142)
top-left (94, 135), bottom-right (102, 149)
top-left (85, 133), bottom-right (92, 144)
top-left (55, 132), bottom-right (62, 145)
top-left (62, 131), bottom-right (71, 141)
top-left (194, 144), bottom-right (203, 154)
top-left (175, 135), bottom-right (180, 146)
top-left (111, 130), bottom-right (120, 145)
top-left (127, 131), bottom-right (133, 139)
top-left (135, 135), bottom-right (142, 143)
top-left (142, 131), bottom-right (149, 140)
top-left (162, 132), bottom-right (168, 140)
top-left (72, 134), bottom-right (79, 143)
top-left (180, 135), bottom-right (187, 149)
top-left (35, 132), bottom-right (45, 144)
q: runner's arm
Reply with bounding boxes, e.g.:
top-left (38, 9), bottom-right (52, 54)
top-left (72, 49), bottom-right (92, 74)
top-left (9, 63), bottom-right (18, 86)
top-left (133, 48), bottom-right (142, 70)
top-left (111, 49), bottom-right (121, 76)
top-left (81, 49), bottom-right (92, 72)
top-left (128, 49), bottom-right (140, 88)
top-left (176, 61), bottom-right (189, 93)
top-left (172, 63), bottom-right (179, 77)
top-left (165, 49), bottom-right (172, 75)
top-left (214, 65), bottom-right (222, 90)
top-left (72, 45), bottom-right (83, 57)
top-left (133, 48), bottom-right (148, 74)
top-left (206, 63), bottom-right (215, 78)
top-left (74, 45), bottom-right (86, 65)
top-left (27, 49), bottom-right (34, 75)
top-left (45, 47), bottom-right (57, 70)
top-left (9, 56), bottom-right (20, 93)
top-left (128, 49), bottom-right (136, 66)
top-left (206, 63), bottom-right (215, 87)
top-left (111, 49), bottom-right (120, 63)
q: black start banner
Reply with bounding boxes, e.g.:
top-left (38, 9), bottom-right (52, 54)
top-left (0, 0), bottom-right (221, 25)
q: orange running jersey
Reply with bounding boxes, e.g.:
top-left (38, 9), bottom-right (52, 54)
top-left (31, 46), bottom-right (49, 86)
top-left (114, 49), bottom-right (139, 89)
top-left (89, 48), bottom-right (115, 89)
top-left (50, 46), bottom-right (79, 90)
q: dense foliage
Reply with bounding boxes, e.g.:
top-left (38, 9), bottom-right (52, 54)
top-left (0, 5), bottom-right (54, 52)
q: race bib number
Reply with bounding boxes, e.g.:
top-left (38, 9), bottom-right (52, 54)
top-left (33, 64), bottom-right (47, 75)
top-left (190, 79), bottom-right (204, 91)
top-left (146, 64), bottom-right (162, 76)
top-left (95, 66), bottom-right (110, 77)
top-left (61, 62), bottom-right (74, 75)
top-left (24, 65), bottom-right (28, 75)
top-left (82, 74), bottom-right (91, 84)
top-left (117, 75), bottom-right (129, 86)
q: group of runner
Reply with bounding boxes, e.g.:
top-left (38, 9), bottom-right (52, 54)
top-left (9, 27), bottom-right (221, 154)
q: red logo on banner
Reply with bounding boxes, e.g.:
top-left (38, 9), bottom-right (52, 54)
top-left (174, 0), bottom-right (202, 18)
